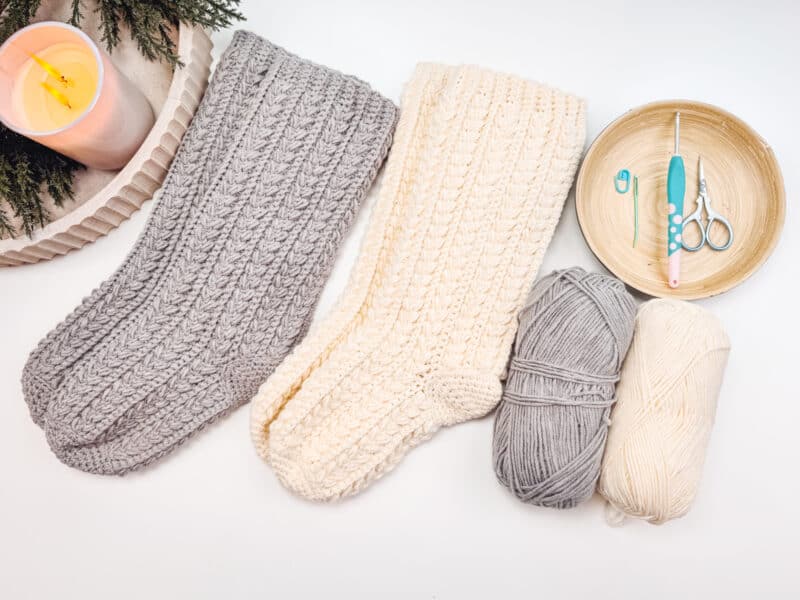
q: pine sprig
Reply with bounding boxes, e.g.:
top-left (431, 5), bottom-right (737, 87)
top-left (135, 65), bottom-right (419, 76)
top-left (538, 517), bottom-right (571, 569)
top-left (0, 0), bottom-right (242, 239)
top-left (0, 0), bottom-right (42, 40)
top-left (0, 126), bottom-right (82, 238)
top-left (93, 1), bottom-right (243, 67)
top-left (68, 0), bottom-right (82, 25)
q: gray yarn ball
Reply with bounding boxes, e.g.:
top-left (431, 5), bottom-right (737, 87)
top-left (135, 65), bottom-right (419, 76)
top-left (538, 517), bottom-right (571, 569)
top-left (492, 267), bottom-right (636, 509)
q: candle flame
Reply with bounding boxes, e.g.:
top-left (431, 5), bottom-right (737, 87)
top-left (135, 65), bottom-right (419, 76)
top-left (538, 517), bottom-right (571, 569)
top-left (30, 53), bottom-right (73, 87)
top-left (41, 82), bottom-right (72, 110)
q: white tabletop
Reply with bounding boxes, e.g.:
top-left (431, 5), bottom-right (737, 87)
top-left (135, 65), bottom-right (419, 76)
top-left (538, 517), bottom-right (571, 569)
top-left (2, 1), bottom-right (797, 598)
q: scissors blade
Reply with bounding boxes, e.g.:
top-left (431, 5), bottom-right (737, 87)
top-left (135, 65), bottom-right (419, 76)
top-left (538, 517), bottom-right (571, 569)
top-left (698, 156), bottom-right (707, 196)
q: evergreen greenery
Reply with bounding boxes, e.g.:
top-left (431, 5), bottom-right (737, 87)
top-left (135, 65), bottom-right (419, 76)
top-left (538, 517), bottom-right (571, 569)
top-left (0, 0), bottom-right (242, 238)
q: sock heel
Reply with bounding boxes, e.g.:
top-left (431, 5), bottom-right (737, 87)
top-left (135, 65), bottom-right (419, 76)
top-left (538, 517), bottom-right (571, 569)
top-left (422, 369), bottom-right (502, 427)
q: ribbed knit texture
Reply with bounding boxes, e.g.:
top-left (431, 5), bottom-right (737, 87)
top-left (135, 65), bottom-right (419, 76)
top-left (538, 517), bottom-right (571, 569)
top-left (23, 31), bottom-right (397, 475)
top-left (250, 63), bottom-right (586, 501)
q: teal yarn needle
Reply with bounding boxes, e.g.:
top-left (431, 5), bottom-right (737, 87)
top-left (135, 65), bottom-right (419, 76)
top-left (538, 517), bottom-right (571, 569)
top-left (633, 175), bottom-right (639, 248)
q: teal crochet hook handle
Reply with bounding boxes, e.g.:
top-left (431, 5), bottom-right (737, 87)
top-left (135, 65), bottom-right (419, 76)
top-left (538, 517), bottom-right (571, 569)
top-left (667, 113), bottom-right (685, 289)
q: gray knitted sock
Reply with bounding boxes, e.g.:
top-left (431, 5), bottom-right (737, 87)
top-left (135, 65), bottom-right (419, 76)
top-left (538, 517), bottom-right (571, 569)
top-left (35, 31), bottom-right (397, 474)
top-left (21, 32), bottom-right (268, 425)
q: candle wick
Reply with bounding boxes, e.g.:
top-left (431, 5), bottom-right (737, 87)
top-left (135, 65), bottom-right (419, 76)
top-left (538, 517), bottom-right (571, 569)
top-left (29, 53), bottom-right (72, 87)
top-left (41, 81), bottom-right (72, 110)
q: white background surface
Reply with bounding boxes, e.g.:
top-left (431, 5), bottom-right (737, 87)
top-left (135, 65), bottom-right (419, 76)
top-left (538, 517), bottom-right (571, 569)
top-left (1, 1), bottom-right (798, 598)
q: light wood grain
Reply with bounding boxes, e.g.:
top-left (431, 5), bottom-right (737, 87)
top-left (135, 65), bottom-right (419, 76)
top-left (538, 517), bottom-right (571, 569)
top-left (576, 100), bottom-right (785, 300)
top-left (0, 2), bottom-right (212, 267)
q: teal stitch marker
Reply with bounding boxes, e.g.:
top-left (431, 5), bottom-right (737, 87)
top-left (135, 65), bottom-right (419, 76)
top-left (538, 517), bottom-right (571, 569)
top-left (615, 169), bottom-right (631, 194)
top-left (667, 112), bottom-right (685, 288)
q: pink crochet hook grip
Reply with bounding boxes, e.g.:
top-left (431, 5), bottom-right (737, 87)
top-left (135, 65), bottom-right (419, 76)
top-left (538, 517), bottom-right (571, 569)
top-left (668, 252), bottom-right (680, 289)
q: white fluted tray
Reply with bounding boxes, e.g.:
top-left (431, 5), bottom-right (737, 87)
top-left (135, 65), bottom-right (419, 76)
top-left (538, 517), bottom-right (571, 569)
top-left (0, 3), bottom-right (212, 267)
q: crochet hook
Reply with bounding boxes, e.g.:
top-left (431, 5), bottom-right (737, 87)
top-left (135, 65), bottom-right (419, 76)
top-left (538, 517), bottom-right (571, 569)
top-left (667, 112), bottom-right (685, 288)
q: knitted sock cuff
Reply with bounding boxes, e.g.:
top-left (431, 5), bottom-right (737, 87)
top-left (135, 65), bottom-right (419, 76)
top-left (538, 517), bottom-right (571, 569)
top-left (305, 62), bottom-right (587, 372)
top-left (410, 64), bottom-right (587, 373)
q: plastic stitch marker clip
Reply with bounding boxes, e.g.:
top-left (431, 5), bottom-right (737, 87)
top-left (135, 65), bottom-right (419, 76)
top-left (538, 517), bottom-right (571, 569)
top-left (614, 169), bottom-right (631, 194)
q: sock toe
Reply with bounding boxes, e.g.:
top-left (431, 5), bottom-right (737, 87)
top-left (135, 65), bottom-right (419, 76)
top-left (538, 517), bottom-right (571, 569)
top-left (268, 371), bottom-right (446, 501)
top-left (44, 372), bottom-right (237, 474)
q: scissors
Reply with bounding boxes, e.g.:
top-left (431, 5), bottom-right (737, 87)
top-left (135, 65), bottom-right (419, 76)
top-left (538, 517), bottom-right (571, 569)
top-left (681, 157), bottom-right (734, 252)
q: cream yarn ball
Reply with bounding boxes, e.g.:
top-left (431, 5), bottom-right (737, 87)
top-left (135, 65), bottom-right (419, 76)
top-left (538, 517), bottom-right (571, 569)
top-left (598, 298), bottom-right (731, 525)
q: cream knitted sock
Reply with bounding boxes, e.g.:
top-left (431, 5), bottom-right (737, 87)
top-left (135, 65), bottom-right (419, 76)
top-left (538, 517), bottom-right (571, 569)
top-left (250, 63), bottom-right (586, 500)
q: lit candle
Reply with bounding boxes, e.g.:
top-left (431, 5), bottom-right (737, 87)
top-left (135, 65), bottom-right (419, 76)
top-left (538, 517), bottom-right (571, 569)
top-left (0, 21), bottom-right (155, 170)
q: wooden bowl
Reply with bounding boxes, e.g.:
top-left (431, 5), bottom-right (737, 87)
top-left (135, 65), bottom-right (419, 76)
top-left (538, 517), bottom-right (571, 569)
top-left (0, 1), bottom-right (212, 266)
top-left (576, 100), bottom-right (785, 299)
